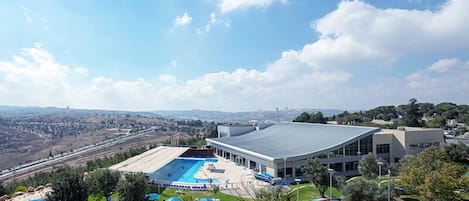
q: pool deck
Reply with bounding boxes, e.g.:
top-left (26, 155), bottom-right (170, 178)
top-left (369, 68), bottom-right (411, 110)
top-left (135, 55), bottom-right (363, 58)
top-left (109, 146), bottom-right (189, 174)
top-left (194, 156), bottom-right (271, 198)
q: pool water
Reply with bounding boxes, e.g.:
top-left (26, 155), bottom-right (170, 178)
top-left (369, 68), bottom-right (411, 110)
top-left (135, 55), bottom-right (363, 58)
top-left (150, 158), bottom-right (218, 183)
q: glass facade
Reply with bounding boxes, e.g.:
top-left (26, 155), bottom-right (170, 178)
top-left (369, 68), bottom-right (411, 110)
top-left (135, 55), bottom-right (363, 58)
top-left (359, 135), bottom-right (373, 154)
top-left (376, 144), bottom-right (390, 154)
top-left (345, 141), bottom-right (359, 156)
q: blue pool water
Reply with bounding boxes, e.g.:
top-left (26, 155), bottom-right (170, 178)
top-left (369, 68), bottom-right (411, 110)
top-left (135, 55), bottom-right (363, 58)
top-left (150, 158), bottom-right (218, 183)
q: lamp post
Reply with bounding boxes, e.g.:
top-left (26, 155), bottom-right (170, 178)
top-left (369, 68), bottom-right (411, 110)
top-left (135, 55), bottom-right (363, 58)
top-left (388, 169), bottom-right (391, 201)
top-left (283, 157), bottom-right (287, 179)
top-left (377, 161), bottom-right (384, 177)
top-left (294, 178), bottom-right (301, 201)
top-left (328, 168), bottom-right (334, 201)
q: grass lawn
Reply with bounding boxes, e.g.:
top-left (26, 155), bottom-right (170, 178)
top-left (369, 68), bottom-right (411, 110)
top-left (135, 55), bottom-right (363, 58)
top-left (290, 183), bottom-right (342, 201)
top-left (88, 193), bottom-right (119, 201)
top-left (158, 188), bottom-right (248, 201)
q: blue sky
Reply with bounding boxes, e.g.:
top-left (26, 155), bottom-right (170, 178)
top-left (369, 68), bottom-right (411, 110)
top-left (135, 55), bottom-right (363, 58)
top-left (0, 0), bottom-right (468, 111)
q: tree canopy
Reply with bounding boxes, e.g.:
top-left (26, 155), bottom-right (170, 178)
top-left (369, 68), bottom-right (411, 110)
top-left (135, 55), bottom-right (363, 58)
top-left (358, 153), bottom-right (388, 179)
top-left (47, 167), bottom-right (89, 201)
top-left (116, 173), bottom-right (149, 201)
top-left (444, 142), bottom-right (469, 164)
top-left (342, 177), bottom-right (388, 201)
top-left (88, 169), bottom-right (120, 199)
top-left (397, 147), bottom-right (469, 201)
top-left (301, 158), bottom-right (334, 198)
top-left (293, 112), bottom-right (327, 124)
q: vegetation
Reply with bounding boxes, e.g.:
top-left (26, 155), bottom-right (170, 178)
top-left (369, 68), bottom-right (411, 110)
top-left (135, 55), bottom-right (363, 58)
top-left (293, 112), bottom-right (327, 124)
top-left (158, 187), bottom-right (243, 201)
top-left (253, 186), bottom-right (293, 201)
top-left (3, 146), bottom-right (148, 195)
top-left (397, 147), bottom-right (469, 201)
top-left (301, 158), bottom-right (335, 198)
top-left (402, 98), bottom-right (423, 127)
top-left (0, 182), bottom-right (5, 195)
top-left (342, 177), bottom-right (388, 201)
top-left (444, 142), bottom-right (469, 164)
top-left (116, 173), bottom-right (149, 201)
top-left (296, 98), bottom-right (469, 129)
top-left (358, 153), bottom-right (389, 179)
top-left (87, 169), bottom-right (120, 200)
top-left (47, 167), bottom-right (89, 201)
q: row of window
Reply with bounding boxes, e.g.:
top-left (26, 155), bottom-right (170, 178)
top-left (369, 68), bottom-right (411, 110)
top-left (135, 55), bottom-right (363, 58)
top-left (376, 144), bottom-right (390, 154)
top-left (409, 142), bottom-right (439, 148)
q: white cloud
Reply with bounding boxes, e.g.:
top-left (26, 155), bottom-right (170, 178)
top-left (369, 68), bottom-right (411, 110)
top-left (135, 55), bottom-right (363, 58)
top-left (298, 0), bottom-right (469, 70)
top-left (219, 0), bottom-right (286, 13)
top-left (210, 12), bottom-right (217, 24)
top-left (427, 58), bottom-right (461, 73)
top-left (73, 67), bottom-right (89, 76)
top-left (158, 74), bottom-right (177, 83)
top-left (170, 60), bottom-right (177, 67)
top-left (21, 5), bottom-right (32, 23)
top-left (174, 12), bottom-right (192, 26)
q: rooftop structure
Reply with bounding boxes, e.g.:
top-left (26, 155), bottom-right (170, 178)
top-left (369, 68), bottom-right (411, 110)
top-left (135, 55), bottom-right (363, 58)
top-left (109, 146), bottom-right (189, 174)
top-left (210, 122), bottom-right (378, 160)
top-left (207, 122), bottom-right (444, 178)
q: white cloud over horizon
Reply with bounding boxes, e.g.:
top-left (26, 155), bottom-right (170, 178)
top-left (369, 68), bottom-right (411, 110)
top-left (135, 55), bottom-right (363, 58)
top-left (1, 1), bottom-right (469, 111)
top-left (174, 12), bottom-right (192, 26)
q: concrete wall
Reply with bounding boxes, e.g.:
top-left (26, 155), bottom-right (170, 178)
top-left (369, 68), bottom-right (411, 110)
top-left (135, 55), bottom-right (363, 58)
top-left (404, 129), bottom-right (444, 155)
top-left (217, 125), bottom-right (256, 138)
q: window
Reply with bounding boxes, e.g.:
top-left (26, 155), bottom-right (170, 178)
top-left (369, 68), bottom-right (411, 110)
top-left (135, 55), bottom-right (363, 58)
top-left (329, 163), bottom-right (343, 172)
top-left (345, 141), bottom-right (359, 156)
top-left (376, 144), bottom-right (390, 154)
top-left (345, 161), bottom-right (358, 171)
top-left (318, 153), bottom-right (328, 159)
top-left (409, 144), bottom-right (418, 148)
top-left (360, 135), bottom-right (373, 154)
top-left (329, 148), bottom-right (344, 158)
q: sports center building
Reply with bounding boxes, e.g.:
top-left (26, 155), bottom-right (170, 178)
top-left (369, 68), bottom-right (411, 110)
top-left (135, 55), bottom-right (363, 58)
top-left (206, 122), bottom-right (444, 177)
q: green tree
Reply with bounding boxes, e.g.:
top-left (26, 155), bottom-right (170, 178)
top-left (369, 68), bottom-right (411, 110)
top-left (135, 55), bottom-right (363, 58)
top-left (398, 147), bottom-right (469, 200)
top-left (88, 169), bottom-right (120, 200)
top-left (342, 177), bottom-right (388, 201)
top-left (253, 186), bottom-right (293, 201)
top-left (47, 167), bottom-right (89, 201)
top-left (358, 153), bottom-right (378, 179)
top-left (403, 98), bottom-right (423, 127)
top-left (444, 142), bottom-right (469, 164)
top-left (301, 158), bottom-right (333, 198)
top-left (0, 182), bottom-right (6, 196)
top-left (116, 173), bottom-right (149, 201)
top-left (293, 112), bottom-right (311, 122)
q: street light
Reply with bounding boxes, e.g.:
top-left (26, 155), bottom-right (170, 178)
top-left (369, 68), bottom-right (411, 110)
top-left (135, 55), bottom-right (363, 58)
top-left (388, 169), bottom-right (391, 201)
top-left (283, 157), bottom-right (287, 179)
top-left (294, 178), bottom-right (301, 201)
top-left (328, 168), bottom-right (334, 201)
top-left (377, 161), bottom-right (384, 177)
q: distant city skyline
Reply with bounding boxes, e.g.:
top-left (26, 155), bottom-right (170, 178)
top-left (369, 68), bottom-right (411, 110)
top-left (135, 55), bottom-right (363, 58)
top-left (0, 0), bottom-right (468, 112)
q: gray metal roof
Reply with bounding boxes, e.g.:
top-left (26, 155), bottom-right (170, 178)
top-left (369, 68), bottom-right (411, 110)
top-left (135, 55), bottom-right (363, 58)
top-left (207, 122), bottom-right (379, 160)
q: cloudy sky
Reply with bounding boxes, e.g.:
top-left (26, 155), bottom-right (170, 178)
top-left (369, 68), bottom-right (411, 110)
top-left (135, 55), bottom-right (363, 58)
top-left (0, 0), bottom-right (468, 111)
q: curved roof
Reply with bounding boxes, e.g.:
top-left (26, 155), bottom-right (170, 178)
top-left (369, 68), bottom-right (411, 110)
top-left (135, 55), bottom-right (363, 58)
top-left (207, 122), bottom-right (379, 160)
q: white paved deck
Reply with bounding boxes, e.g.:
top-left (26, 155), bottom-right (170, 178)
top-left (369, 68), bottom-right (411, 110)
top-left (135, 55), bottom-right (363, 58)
top-left (194, 156), bottom-right (271, 198)
top-left (109, 146), bottom-right (189, 173)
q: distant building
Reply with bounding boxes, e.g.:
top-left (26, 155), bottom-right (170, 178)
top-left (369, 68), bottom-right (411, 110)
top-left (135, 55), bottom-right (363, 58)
top-left (207, 122), bottom-right (444, 178)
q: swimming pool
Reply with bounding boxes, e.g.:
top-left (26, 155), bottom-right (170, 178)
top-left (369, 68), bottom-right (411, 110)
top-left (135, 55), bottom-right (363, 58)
top-left (150, 158), bottom-right (218, 183)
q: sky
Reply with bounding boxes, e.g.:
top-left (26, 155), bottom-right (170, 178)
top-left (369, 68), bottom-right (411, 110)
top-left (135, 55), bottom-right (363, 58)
top-left (0, 0), bottom-right (468, 112)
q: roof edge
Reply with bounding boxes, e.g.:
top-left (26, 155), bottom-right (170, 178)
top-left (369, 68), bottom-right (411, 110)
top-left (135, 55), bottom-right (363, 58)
top-left (206, 138), bottom-right (275, 161)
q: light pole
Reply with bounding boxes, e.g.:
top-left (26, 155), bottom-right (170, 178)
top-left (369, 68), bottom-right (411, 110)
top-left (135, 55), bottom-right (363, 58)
top-left (388, 169), bottom-right (391, 201)
top-left (283, 157), bottom-right (287, 179)
top-left (328, 168), bottom-right (334, 201)
top-left (377, 161), bottom-right (384, 177)
top-left (294, 178), bottom-right (301, 201)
